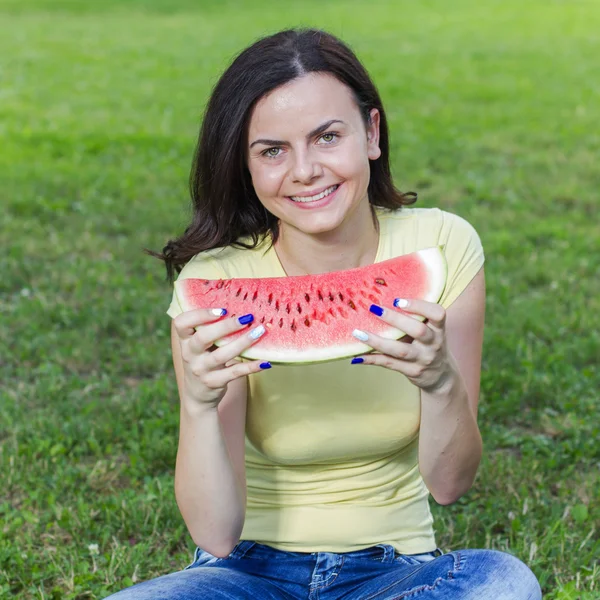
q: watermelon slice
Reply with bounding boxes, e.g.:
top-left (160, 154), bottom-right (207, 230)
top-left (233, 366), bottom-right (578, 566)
top-left (175, 247), bottom-right (447, 365)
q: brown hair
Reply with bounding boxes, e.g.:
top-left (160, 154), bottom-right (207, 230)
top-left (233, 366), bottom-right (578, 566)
top-left (146, 28), bottom-right (416, 283)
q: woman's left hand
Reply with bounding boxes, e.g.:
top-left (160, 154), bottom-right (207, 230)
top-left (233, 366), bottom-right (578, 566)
top-left (351, 299), bottom-right (455, 393)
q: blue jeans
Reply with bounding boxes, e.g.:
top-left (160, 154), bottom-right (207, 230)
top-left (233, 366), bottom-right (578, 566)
top-left (105, 540), bottom-right (542, 599)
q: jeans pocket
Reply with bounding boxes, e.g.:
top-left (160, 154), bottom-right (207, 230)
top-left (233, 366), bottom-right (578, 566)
top-left (183, 546), bottom-right (222, 570)
top-left (396, 548), bottom-right (443, 566)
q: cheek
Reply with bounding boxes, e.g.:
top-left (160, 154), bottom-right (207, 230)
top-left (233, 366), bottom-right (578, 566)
top-left (328, 141), bottom-right (370, 180)
top-left (249, 163), bottom-right (286, 197)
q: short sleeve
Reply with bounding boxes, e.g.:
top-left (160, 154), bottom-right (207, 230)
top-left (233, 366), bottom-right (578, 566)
top-left (166, 254), bottom-right (226, 319)
top-left (437, 212), bottom-right (485, 308)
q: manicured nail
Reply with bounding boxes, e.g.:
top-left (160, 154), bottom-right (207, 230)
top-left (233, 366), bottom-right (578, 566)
top-left (394, 298), bottom-right (409, 308)
top-left (351, 357), bottom-right (364, 364)
top-left (238, 313), bottom-right (254, 325)
top-left (211, 308), bottom-right (227, 316)
top-left (260, 362), bottom-right (272, 369)
top-left (249, 325), bottom-right (265, 340)
top-left (352, 329), bottom-right (369, 342)
top-left (369, 304), bottom-right (384, 317)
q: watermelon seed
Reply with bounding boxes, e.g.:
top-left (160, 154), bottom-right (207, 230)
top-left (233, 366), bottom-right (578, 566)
top-left (216, 281), bottom-right (224, 289)
top-left (260, 316), bottom-right (265, 324)
top-left (243, 292), bottom-right (248, 301)
top-left (235, 288), bottom-right (242, 297)
top-left (338, 292), bottom-right (344, 301)
top-left (305, 293), bottom-right (310, 302)
top-left (291, 320), bottom-right (297, 332)
top-left (317, 290), bottom-right (324, 301)
top-left (268, 293), bottom-right (273, 304)
top-left (328, 292), bottom-right (334, 301)
top-left (348, 300), bottom-right (356, 310)
top-left (253, 290), bottom-right (258, 301)
top-left (375, 278), bottom-right (387, 286)
top-left (286, 303), bottom-right (291, 314)
top-left (278, 318), bottom-right (283, 328)
top-left (297, 303), bottom-right (302, 314)
top-left (275, 300), bottom-right (280, 311)
top-left (304, 318), bottom-right (311, 327)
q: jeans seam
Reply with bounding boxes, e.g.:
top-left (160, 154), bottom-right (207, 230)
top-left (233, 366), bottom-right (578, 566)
top-left (362, 551), bottom-right (464, 600)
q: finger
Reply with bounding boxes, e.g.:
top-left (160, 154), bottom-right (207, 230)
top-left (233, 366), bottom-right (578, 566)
top-left (173, 308), bottom-right (229, 340)
top-left (204, 323), bottom-right (268, 370)
top-left (351, 329), bottom-right (417, 361)
top-left (187, 313), bottom-right (255, 355)
top-left (368, 304), bottom-right (434, 343)
top-left (392, 299), bottom-right (446, 329)
top-left (203, 359), bottom-right (272, 389)
top-left (352, 352), bottom-right (423, 377)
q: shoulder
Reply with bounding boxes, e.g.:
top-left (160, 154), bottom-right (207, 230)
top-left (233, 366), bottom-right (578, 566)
top-left (376, 206), bottom-right (482, 253)
top-left (177, 235), bottom-right (271, 281)
top-left (377, 206), bottom-right (479, 233)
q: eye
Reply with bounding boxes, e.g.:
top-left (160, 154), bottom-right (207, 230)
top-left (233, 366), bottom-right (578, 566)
top-left (263, 147), bottom-right (282, 158)
top-left (318, 132), bottom-right (338, 144)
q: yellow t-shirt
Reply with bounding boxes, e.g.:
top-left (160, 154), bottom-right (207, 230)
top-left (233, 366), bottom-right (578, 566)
top-left (167, 207), bottom-right (485, 554)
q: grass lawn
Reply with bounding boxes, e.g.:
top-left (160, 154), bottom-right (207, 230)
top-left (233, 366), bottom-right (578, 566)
top-left (1, 0), bottom-right (598, 598)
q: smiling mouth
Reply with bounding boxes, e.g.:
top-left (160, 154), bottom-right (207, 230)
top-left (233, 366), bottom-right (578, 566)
top-left (288, 184), bottom-right (340, 203)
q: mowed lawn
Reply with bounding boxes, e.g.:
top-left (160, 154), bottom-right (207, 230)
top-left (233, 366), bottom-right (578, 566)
top-left (1, 0), bottom-right (598, 598)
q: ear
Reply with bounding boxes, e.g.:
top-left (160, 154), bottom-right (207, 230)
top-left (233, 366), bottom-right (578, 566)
top-left (366, 108), bottom-right (381, 161)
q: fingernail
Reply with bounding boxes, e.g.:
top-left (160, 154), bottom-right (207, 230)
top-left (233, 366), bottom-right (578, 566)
top-left (260, 362), bottom-right (272, 369)
top-left (238, 313), bottom-right (254, 325)
top-left (211, 308), bottom-right (227, 316)
top-left (394, 298), bottom-right (409, 308)
top-left (352, 329), bottom-right (369, 342)
top-left (351, 357), bottom-right (364, 364)
top-left (369, 304), bottom-right (384, 317)
top-left (249, 325), bottom-right (265, 340)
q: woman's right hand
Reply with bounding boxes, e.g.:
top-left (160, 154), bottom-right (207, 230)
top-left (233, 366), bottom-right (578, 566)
top-left (173, 308), bottom-right (269, 409)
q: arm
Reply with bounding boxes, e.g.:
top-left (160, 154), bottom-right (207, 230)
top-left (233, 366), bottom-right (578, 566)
top-left (418, 267), bottom-right (485, 504)
top-left (172, 320), bottom-right (248, 557)
top-left (352, 267), bottom-right (486, 505)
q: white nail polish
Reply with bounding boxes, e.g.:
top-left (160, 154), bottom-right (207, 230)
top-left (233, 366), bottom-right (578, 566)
top-left (211, 308), bottom-right (226, 316)
top-left (352, 329), bottom-right (369, 342)
top-left (249, 325), bottom-right (266, 340)
top-left (394, 298), bottom-right (409, 308)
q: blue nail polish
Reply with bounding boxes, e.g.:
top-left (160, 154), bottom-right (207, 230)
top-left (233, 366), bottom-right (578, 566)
top-left (238, 314), bottom-right (254, 325)
top-left (260, 362), bottom-right (272, 369)
top-left (369, 304), bottom-right (384, 317)
top-left (351, 357), bottom-right (364, 364)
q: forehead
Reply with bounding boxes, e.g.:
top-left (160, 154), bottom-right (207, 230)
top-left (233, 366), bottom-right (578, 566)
top-left (248, 73), bottom-right (360, 136)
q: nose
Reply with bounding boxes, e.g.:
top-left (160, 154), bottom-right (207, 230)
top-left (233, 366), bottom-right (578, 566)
top-left (290, 148), bottom-right (323, 184)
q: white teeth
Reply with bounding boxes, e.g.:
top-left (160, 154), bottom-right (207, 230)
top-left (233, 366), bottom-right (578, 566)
top-left (290, 185), bottom-right (338, 203)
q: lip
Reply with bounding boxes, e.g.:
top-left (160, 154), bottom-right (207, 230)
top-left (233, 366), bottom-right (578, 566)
top-left (286, 183), bottom-right (342, 210)
top-left (287, 183), bottom-right (340, 199)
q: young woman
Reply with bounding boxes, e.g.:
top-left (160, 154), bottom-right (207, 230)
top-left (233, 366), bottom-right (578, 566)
top-left (108, 29), bottom-right (542, 599)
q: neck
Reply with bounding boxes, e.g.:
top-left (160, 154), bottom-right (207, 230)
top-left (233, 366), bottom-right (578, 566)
top-left (273, 203), bottom-right (380, 276)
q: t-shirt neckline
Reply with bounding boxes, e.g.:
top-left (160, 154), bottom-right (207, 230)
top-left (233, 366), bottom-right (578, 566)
top-left (268, 208), bottom-right (385, 277)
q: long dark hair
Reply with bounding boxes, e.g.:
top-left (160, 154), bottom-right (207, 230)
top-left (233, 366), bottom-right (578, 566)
top-left (146, 28), bottom-right (417, 283)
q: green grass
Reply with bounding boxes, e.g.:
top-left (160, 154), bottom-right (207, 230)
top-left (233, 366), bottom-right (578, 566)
top-left (1, 0), bottom-right (599, 597)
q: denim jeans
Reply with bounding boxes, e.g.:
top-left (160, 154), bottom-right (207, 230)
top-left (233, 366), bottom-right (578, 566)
top-left (105, 540), bottom-right (542, 599)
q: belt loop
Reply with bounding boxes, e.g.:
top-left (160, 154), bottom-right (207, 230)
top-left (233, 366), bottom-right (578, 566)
top-left (379, 544), bottom-right (396, 563)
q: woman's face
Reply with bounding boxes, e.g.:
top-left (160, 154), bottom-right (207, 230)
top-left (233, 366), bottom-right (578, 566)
top-left (246, 73), bottom-right (381, 237)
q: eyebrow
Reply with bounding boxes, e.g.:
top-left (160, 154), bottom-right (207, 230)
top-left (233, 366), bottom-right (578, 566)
top-left (249, 119), bottom-right (345, 149)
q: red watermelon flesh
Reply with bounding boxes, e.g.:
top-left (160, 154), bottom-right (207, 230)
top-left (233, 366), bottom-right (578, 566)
top-left (175, 247), bottom-right (447, 364)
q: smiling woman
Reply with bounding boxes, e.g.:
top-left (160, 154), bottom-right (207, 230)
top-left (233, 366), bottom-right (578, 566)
top-left (147, 29), bottom-right (417, 282)
top-left (122, 28), bottom-right (544, 600)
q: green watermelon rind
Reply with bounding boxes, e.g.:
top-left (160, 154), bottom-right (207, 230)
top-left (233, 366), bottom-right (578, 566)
top-left (174, 246), bottom-right (448, 366)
